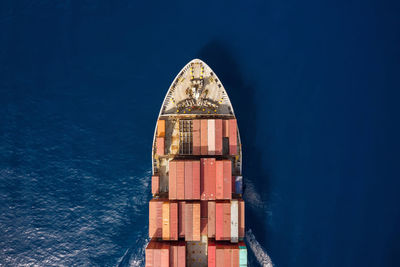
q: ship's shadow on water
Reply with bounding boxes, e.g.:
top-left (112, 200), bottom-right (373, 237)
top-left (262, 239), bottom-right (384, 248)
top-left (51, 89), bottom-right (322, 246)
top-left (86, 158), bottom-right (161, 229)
top-left (198, 41), bottom-right (272, 265)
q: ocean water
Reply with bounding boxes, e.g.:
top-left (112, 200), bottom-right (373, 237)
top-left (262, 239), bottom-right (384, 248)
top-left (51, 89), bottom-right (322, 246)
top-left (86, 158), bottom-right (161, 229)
top-left (0, 1), bottom-right (399, 266)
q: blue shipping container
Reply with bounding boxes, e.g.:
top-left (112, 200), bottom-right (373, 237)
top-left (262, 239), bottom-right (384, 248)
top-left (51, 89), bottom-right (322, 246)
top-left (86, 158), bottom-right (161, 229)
top-left (239, 245), bottom-right (247, 266)
top-left (235, 176), bottom-right (243, 194)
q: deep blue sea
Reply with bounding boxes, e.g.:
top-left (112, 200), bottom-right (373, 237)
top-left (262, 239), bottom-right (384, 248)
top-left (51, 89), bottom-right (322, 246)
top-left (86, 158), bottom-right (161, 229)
top-left (1, 1), bottom-right (399, 266)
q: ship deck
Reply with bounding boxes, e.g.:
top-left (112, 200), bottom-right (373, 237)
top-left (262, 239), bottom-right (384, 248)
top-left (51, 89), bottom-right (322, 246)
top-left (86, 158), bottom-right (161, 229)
top-left (149, 59), bottom-right (244, 266)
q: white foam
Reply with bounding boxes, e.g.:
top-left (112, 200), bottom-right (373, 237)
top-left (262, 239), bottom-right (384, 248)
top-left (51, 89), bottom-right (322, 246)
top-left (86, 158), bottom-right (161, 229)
top-left (246, 229), bottom-right (274, 267)
top-left (243, 180), bottom-right (264, 209)
top-left (128, 238), bottom-right (149, 267)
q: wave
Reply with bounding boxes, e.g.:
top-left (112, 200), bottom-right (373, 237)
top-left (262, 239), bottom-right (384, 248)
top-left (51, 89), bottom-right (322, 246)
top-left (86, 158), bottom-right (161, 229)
top-left (246, 229), bottom-right (274, 267)
top-left (116, 235), bottom-right (149, 267)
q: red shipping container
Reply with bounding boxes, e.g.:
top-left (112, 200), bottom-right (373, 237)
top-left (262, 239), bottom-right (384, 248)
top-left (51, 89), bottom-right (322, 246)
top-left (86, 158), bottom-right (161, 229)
top-left (193, 120), bottom-right (201, 155)
top-left (184, 161), bottom-right (193, 199)
top-left (229, 119), bottom-right (237, 155)
top-left (154, 242), bottom-right (161, 267)
top-left (178, 241), bottom-right (186, 267)
top-left (224, 244), bottom-right (231, 267)
top-left (192, 202), bottom-right (201, 241)
top-left (208, 158), bottom-right (216, 200)
top-left (161, 243), bottom-right (169, 267)
top-left (178, 201), bottom-right (185, 238)
top-left (208, 240), bottom-right (216, 267)
top-left (156, 137), bottom-right (165, 156)
top-left (216, 244), bottom-right (224, 267)
top-left (223, 202), bottom-right (231, 240)
top-left (208, 201), bottom-right (216, 238)
top-left (169, 243), bottom-right (178, 267)
top-left (200, 218), bottom-right (208, 236)
top-left (176, 161), bottom-right (185, 200)
top-left (223, 160), bottom-right (232, 199)
top-left (223, 119), bottom-right (229, 138)
top-left (169, 161), bottom-right (177, 200)
top-left (215, 119), bottom-right (223, 155)
top-left (200, 158), bottom-right (207, 200)
top-left (232, 244), bottom-right (239, 267)
top-left (145, 240), bottom-right (155, 267)
top-left (170, 202), bottom-right (178, 240)
top-left (239, 200), bottom-right (245, 238)
top-left (215, 202), bottom-right (223, 240)
top-left (200, 120), bottom-right (208, 155)
top-left (192, 160), bottom-right (200, 199)
top-left (149, 200), bottom-right (162, 238)
top-left (216, 161), bottom-right (224, 199)
top-left (185, 203), bottom-right (193, 241)
top-left (152, 176), bottom-right (159, 195)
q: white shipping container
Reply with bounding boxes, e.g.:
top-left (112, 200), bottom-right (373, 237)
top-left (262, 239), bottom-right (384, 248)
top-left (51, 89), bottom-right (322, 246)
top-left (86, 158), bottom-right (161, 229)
top-left (231, 199), bottom-right (239, 243)
top-left (208, 119), bottom-right (216, 155)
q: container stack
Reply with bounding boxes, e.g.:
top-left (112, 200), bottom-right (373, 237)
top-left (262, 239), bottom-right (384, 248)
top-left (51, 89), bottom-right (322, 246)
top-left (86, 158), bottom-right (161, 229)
top-left (156, 120), bottom-right (165, 156)
top-left (184, 119), bottom-right (238, 156)
top-left (147, 118), bottom-right (247, 266)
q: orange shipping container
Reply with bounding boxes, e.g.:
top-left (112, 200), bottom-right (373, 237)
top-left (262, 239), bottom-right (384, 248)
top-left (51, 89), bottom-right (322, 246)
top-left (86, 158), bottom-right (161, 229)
top-left (156, 137), bottom-right (165, 156)
top-left (178, 201), bottom-right (185, 238)
top-left (152, 175), bottom-right (159, 195)
top-left (193, 202), bottom-right (201, 241)
top-left (185, 203), bottom-right (193, 241)
top-left (239, 200), bottom-right (245, 239)
top-left (200, 120), bottom-right (208, 155)
top-left (176, 161), bottom-right (185, 199)
top-left (208, 201), bottom-right (216, 238)
top-left (170, 202), bottom-right (178, 240)
top-left (169, 161), bottom-right (177, 199)
top-left (216, 161), bottom-right (224, 199)
top-left (157, 120), bottom-right (165, 137)
top-left (162, 202), bottom-right (170, 240)
top-left (192, 160), bottom-right (200, 199)
top-left (161, 243), bottom-right (169, 267)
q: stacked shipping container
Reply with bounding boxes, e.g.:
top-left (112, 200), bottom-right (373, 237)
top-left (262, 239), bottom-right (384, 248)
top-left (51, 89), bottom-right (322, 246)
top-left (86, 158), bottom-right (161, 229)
top-left (178, 119), bottom-right (238, 156)
top-left (207, 242), bottom-right (248, 267)
top-left (149, 118), bottom-right (246, 265)
top-left (145, 240), bottom-right (186, 267)
top-left (149, 199), bottom-right (244, 241)
top-left (169, 160), bottom-right (201, 200)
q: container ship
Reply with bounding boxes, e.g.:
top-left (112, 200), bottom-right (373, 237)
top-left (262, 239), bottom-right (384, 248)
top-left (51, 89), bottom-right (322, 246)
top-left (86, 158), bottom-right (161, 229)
top-left (146, 59), bottom-right (247, 266)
